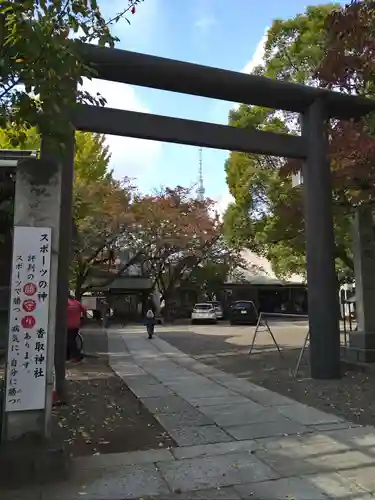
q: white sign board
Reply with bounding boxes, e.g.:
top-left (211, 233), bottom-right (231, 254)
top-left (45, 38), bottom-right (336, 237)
top-left (5, 226), bottom-right (52, 412)
top-left (292, 170), bottom-right (304, 188)
top-left (81, 296), bottom-right (97, 310)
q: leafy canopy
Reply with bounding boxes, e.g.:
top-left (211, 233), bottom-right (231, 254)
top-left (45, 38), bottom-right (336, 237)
top-left (0, 123), bottom-right (114, 262)
top-left (0, 124), bottom-right (112, 181)
top-left (0, 0), bottom-right (143, 145)
top-left (223, 2), bottom-right (367, 280)
top-left (78, 184), bottom-right (240, 303)
top-left (0, 126), bottom-right (239, 301)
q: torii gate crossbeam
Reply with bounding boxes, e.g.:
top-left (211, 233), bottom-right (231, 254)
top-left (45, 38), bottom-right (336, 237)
top-left (71, 43), bottom-right (375, 379)
top-left (72, 104), bottom-right (307, 159)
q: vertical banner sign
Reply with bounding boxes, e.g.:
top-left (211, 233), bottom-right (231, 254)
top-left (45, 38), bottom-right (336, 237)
top-left (5, 226), bottom-right (52, 412)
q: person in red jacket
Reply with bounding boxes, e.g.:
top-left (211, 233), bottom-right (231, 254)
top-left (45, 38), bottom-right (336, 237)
top-left (67, 294), bottom-right (85, 363)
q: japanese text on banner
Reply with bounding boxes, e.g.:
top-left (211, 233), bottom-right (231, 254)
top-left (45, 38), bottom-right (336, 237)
top-left (5, 227), bottom-right (52, 412)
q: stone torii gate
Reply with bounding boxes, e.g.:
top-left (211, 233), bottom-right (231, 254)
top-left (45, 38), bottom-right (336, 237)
top-left (3, 43), bottom-right (375, 455)
top-left (74, 43), bottom-right (375, 380)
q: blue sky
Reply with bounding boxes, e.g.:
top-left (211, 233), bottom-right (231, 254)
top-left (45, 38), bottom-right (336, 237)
top-left (90, 0), bottom-right (343, 210)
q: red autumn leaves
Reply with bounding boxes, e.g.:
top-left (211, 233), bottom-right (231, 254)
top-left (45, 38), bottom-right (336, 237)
top-left (317, 1), bottom-right (375, 200)
top-left (283, 1), bottom-right (375, 202)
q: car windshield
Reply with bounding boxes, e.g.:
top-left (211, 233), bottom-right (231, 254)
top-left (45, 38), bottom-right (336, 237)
top-left (194, 304), bottom-right (213, 310)
top-left (234, 302), bottom-right (254, 309)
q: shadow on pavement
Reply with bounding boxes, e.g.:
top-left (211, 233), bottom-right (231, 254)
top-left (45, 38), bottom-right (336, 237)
top-left (158, 328), bottom-right (375, 428)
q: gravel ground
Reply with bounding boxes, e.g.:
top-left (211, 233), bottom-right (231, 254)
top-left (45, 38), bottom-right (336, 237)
top-left (158, 323), bottom-right (375, 427)
top-left (50, 328), bottom-right (176, 457)
top-left (0, 328), bottom-right (176, 457)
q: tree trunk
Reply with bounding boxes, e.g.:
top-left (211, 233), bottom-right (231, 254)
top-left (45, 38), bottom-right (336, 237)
top-left (74, 272), bottom-right (86, 300)
top-left (335, 244), bottom-right (354, 272)
top-left (0, 229), bottom-right (12, 350)
top-left (162, 298), bottom-right (174, 322)
top-left (0, 174), bottom-right (15, 350)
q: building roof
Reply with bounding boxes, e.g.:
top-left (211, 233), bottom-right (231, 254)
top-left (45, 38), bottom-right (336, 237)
top-left (227, 250), bottom-right (305, 286)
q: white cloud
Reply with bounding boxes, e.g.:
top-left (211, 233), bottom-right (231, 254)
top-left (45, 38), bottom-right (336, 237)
top-left (81, 78), bottom-right (162, 180)
top-left (215, 189), bottom-right (234, 219)
top-left (211, 28), bottom-right (270, 216)
top-left (194, 15), bottom-right (216, 30)
top-left (241, 27), bottom-right (269, 74)
top-left (231, 27), bottom-right (269, 112)
top-left (210, 28), bottom-right (271, 217)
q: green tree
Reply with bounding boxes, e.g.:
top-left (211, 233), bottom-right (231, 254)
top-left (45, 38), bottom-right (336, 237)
top-left (189, 262), bottom-right (229, 301)
top-left (1, 0), bottom-right (144, 398)
top-left (223, 107), bottom-right (309, 278)
top-left (0, 125), bottom-right (112, 181)
top-left (261, 3), bottom-right (339, 83)
top-left (75, 185), bottom-right (241, 314)
top-left (1, 0), bottom-right (143, 145)
top-left (130, 186), bottom-right (223, 311)
top-left (0, 124), bottom-right (115, 293)
top-left (74, 133), bottom-right (112, 182)
top-left (223, 3), bottom-right (355, 280)
top-left (72, 177), bottom-right (135, 298)
top-left (187, 240), bottom-right (242, 301)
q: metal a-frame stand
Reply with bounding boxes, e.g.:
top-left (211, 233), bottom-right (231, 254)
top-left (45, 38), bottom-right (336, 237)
top-left (248, 312), bottom-right (310, 379)
top-left (293, 329), bottom-right (310, 379)
top-left (248, 312), bottom-right (283, 357)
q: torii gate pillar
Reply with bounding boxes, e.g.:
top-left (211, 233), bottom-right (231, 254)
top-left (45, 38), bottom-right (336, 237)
top-left (302, 99), bottom-right (341, 379)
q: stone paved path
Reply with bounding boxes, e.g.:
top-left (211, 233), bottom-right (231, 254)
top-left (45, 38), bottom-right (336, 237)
top-left (7, 329), bottom-right (375, 499)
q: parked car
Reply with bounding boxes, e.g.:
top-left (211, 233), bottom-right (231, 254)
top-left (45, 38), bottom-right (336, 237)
top-left (206, 301), bottom-right (224, 319)
top-left (191, 303), bottom-right (217, 324)
top-left (229, 300), bottom-right (258, 325)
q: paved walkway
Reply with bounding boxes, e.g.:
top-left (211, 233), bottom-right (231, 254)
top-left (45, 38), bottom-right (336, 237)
top-left (7, 329), bottom-right (375, 499)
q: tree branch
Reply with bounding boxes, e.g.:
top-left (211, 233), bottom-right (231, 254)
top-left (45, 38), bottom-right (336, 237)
top-left (335, 244), bottom-right (354, 271)
top-left (82, 243), bottom-right (153, 292)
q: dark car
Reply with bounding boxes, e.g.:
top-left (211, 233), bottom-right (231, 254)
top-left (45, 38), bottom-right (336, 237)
top-left (229, 300), bottom-right (258, 325)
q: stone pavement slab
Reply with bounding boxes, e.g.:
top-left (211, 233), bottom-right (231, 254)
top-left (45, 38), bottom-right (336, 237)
top-left (31, 327), bottom-right (373, 499)
top-left (277, 402), bottom-right (345, 426)
top-left (110, 362), bottom-right (148, 377)
top-left (155, 409), bottom-right (213, 428)
top-left (233, 388), bottom-right (299, 407)
top-left (74, 448), bottom-right (174, 470)
top-left (140, 394), bottom-right (198, 414)
top-left (125, 486), bottom-right (242, 499)
top-left (234, 476), bottom-right (328, 500)
top-left (338, 465), bottom-right (375, 494)
top-left (311, 421), bottom-right (359, 433)
top-left (171, 439), bottom-right (259, 460)
top-left (188, 394), bottom-right (251, 407)
top-left (166, 423), bottom-right (233, 446)
top-left (110, 328), bottom-right (375, 436)
top-left (5, 427), bottom-right (375, 499)
top-left (7, 328), bottom-right (375, 500)
top-left (156, 451), bottom-right (280, 492)
top-left (324, 424), bottom-right (375, 446)
top-left (225, 419), bottom-right (308, 440)
top-left (306, 472), bottom-right (375, 500)
top-left (165, 381), bottom-right (232, 399)
top-left (199, 403), bottom-right (283, 427)
top-left (255, 434), bottom-right (302, 450)
top-left (125, 379), bottom-right (175, 398)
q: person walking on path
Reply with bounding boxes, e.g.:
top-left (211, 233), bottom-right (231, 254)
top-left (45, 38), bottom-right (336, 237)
top-left (67, 294), bottom-right (86, 363)
top-left (144, 305), bottom-right (156, 339)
